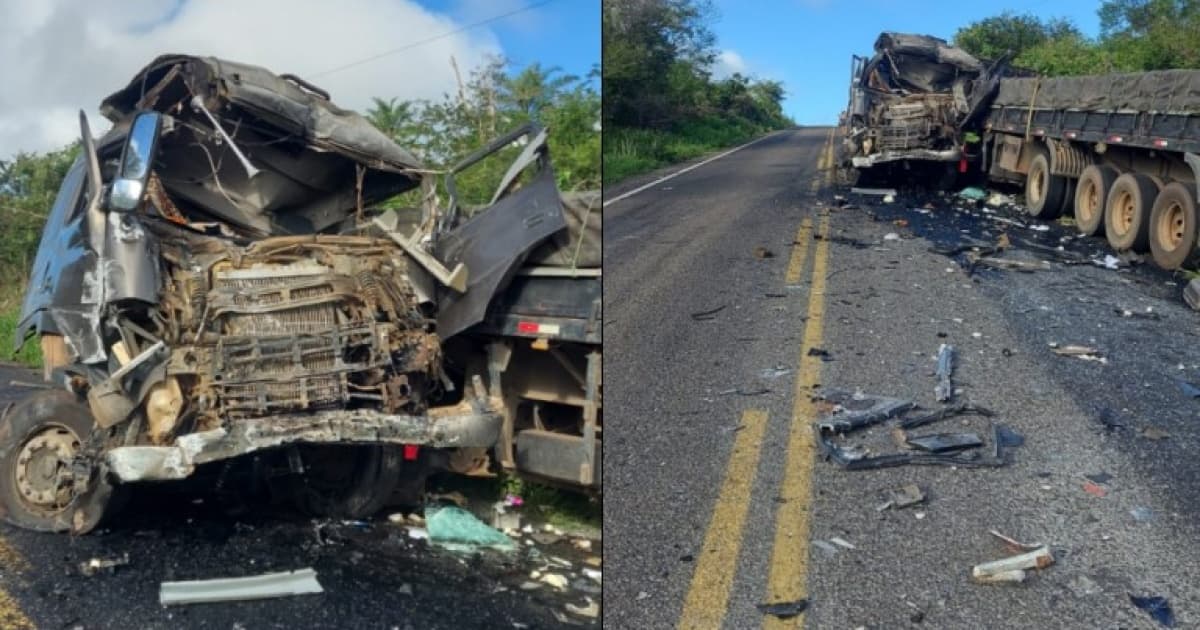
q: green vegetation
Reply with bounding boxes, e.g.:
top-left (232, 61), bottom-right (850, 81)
top-left (602, 0), bottom-right (792, 184)
top-left (954, 0), bottom-right (1200, 76)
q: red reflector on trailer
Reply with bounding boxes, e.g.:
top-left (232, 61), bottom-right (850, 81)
top-left (517, 321), bottom-right (539, 333)
top-left (1066, 131), bottom-right (1077, 138)
top-left (1109, 135), bottom-right (1123, 143)
top-left (403, 444), bottom-right (419, 461)
top-left (958, 157), bottom-right (968, 173)
top-left (1154, 139), bottom-right (1168, 147)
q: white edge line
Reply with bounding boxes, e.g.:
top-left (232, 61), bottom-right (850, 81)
top-left (602, 131), bottom-right (783, 207)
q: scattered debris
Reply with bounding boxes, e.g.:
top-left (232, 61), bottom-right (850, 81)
top-left (958, 186), bottom-right (987, 201)
top-left (986, 192), bottom-right (1012, 207)
top-left (815, 390), bottom-right (914, 432)
top-left (397, 583), bottom-right (414, 596)
top-left (883, 232), bottom-right (901, 241)
top-left (79, 553), bottom-right (130, 577)
top-left (492, 503), bottom-right (521, 532)
top-left (893, 219), bottom-right (909, 227)
top-left (807, 347), bottom-right (833, 361)
top-left (829, 537), bottom-right (856, 550)
top-left (1130, 594), bottom-right (1176, 627)
top-left (159, 568), bottom-right (324, 606)
top-left (1068, 575), bottom-right (1102, 598)
top-left (532, 532), bottom-right (563, 546)
top-left (1131, 506), bottom-right (1155, 523)
top-left (756, 600), bottom-right (808, 619)
top-left (812, 540), bottom-right (839, 556)
top-left (1115, 307), bottom-right (1161, 320)
top-left (1084, 472), bottom-right (1113, 485)
top-left (1184, 278), bottom-right (1200, 311)
top-left (851, 187), bottom-right (897, 197)
top-left (427, 491), bottom-right (469, 508)
top-left (1140, 426), bottom-right (1170, 441)
top-left (934, 344), bottom-right (954, 402)
top-left (1096, 254), bottom-right (1121, 270)
top-left (906, 432), bottom-right (983, 453)
top-left (582, 568), bottom-right (602, 584)
top-left (972, 546), bottom-right (1054, 585)
top-left (882, 194), bottom-right (896, 203)
top-left (539, 573), bottom-right (569, 590)
top-left (1082, 481), bottom-right (1107, 498)
top-left (898, 402), bottom-right (993, 430)
top-left (881, 484), bottom-right (925, 510)
top-left (1052, 345), bottom-right (1107, 364)
top-left (425, 506), bottom-right (516, 553)
top-left (718, 387), bottom-right (771, 396)
top-left (988, 530), bottom-right (1042, 553)
top-left (565, 598), bottom-right (600, 619)
top-left (994, 425), bottom-right (1025, 448)
top-left (753, 246), bottom-right (775, 259)
top-left (406, 527), bottom-right (429, 540)
top-left (1175, 378), bottom-right (1200, 398)
top-left (761, 366), bottom-right (793, 379)
top-left (690, 304), bottom-right (728, 321)
top-left (504, 494), bottom-right (524, 507)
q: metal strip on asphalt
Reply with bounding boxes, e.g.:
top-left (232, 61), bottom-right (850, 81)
top-left (677, 408), bottom-right (771, 630)
top-left (762, 212), bottom-right (832, 629)
top-left (603, 132), bottom-right (782, 207)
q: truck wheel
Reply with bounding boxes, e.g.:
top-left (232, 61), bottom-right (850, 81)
top-left (1074, 165), bottom-right (1118, 236)
top-left (1149, 182), bottom-right (1200, 270)
top-left (1026, 150), bottom-right (1067, 219)
top-left (0, 390), bottom-right (116, 532)
top-left (1105, 173), bottom-right (1159, 252)
top-left (288, 445), bottom-right (402, 518)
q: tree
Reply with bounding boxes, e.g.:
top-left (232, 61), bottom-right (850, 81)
top-left (954, 12), bottom-right (1085, 61)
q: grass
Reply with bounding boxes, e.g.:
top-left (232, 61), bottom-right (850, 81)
top-left (603, 115), bottom-right (783, 184)
top-left (0, 279), bottom-right (40, 368)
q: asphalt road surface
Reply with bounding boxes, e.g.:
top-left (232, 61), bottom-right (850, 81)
top-left (0, 363), bottom-right (600, 630)
top-left (604, 127), bottom-right (1200, 629)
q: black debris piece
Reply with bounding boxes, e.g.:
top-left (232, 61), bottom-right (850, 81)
top-left (1175, 378), bottom-right (1200, 398)
top-left (899, 402), bottom-right (994, 430)
top-left (994, 424), bottom-right (1025, 447)
top-left (690, 305), bottom-right (728, 321)
top-left (807, 347), bottom-right (833, 361)
top-left (756, 600), bottom-right (808, 619)
top-left (1084, 472), bottom-right (1113, 485)
top-left (906, 432), bottom-right (984, 453)
top-left (1129, 594), bottom-right (1175, 628)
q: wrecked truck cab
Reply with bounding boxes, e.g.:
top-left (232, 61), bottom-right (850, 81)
top-left (2, 54), bottom-right (543, 533)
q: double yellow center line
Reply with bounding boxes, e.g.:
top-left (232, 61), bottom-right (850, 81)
top-left (678, 129), bottom-right (836, 629)
top-left (0, 538), bottom-right (32, 630)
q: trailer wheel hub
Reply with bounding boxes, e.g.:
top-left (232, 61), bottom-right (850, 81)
top-left (1159, 201), bottom-right (1186, 250)
top-left (13, 425), bottom-right (79, 509)
top-left (1115, 191), bottom-right (1136, 234)
top-left (1080, 180), bottom-right (1100, 223)
top-left (1029, 164), bottom-right (1046, 205)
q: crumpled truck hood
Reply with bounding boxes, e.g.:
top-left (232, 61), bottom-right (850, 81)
top-left (99, 54), bottom-right (425, 235)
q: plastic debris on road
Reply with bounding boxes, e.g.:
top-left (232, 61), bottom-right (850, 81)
top-left (159, 568), bottom-right (324, 606)
top-left (972, 546), bottom-right (1054, 585)
top-left (756, 600), bottom-right (808, 619)
top-left (958, 186), bottom-right (987, 201)
top-left (425, 506), bottom-right (517, 553)
top-left (1130, 594), bottom-right (1176, 627)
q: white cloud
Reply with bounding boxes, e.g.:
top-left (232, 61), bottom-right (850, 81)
top-left (0, 0), bottom-right (506, 156)
top-left (710, 49), bottom-right (748, 79)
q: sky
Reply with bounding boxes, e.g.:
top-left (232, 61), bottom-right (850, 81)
top-left (0, 0), bottom-right (598, 157)
top-left (709, 0), bottom-right (1105, 125)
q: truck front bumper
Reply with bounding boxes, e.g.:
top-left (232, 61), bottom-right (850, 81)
top-left (104, 397), bottom-right (502, 483)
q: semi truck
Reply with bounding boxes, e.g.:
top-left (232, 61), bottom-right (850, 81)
top-left (841, 32), bottom-right (1200, 271)
top-left (0, 54), bottom-right (600, 534)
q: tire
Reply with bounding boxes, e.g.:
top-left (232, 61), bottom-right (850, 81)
top-left (1149, 182), bottom-right (1200, 270)
top-left (1074, 165), bottom-right (1118, 236)
top-left (288, 445), bottom-right (403, 518)
top-left (1026, 149), bottom-right (1067, 219)
top-left (0, 390), bottom-right (119, 532)
top-left (1105, 172), bottom-right (1160, 252)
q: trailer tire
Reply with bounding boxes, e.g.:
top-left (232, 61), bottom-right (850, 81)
top-left (1074, 165), bottom-right (1118, 236)
top-left (1026, 150), bottom-right (1066, 219)
top-left (288, 445), bottom-right (402, 519)
top-left (1105, 173), bottom-right (1159, 252)
top-left (1149, 182), bottom-right (1200, 270)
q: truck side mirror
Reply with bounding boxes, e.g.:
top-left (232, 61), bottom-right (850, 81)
top-left (108, 111), bottom-right (162, 212)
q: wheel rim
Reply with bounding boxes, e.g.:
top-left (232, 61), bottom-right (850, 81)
top-left (13, 424), bottom-right (79, 512)
top-left (1080, 180), bottom-right (1099, 223)
top-left (1115, 190), bottom-right (1136, 235)
top-left (1158, 201), bottom-right (1187, 251)
top-left (1030, 163), bottom-right (1045, 205)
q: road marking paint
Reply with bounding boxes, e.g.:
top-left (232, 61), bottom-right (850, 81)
top-left (810, 128), bottom-right (835, 192)
top-left (677, 408), bottom-right (771, 630)
top-left (784, 218), bottom-right (814, 286)
top-left (763, 213), bottom-right (832, 629)
top-left (605, 132), bottom-right (784, 207)
top-left (824, 130), bottom-right (836, 187)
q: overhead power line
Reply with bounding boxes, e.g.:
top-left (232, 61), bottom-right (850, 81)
top-left (309, 0), bottom-right (558, 79)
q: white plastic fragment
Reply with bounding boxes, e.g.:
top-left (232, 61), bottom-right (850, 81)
top-left (159, 568), bottom-right (323, 605)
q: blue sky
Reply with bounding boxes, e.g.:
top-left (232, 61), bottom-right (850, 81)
top-left (428, 0), bottom-right (600, 83)
top-left (710, 0), bottom-right (1104, 124)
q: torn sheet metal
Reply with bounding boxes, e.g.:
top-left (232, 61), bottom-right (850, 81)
top-left (906, 432), bottom-right (983, 452)
top-left (159, 568), bottom-right (323, 605)
top-left (815, 389), bottom-right (914, 432)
